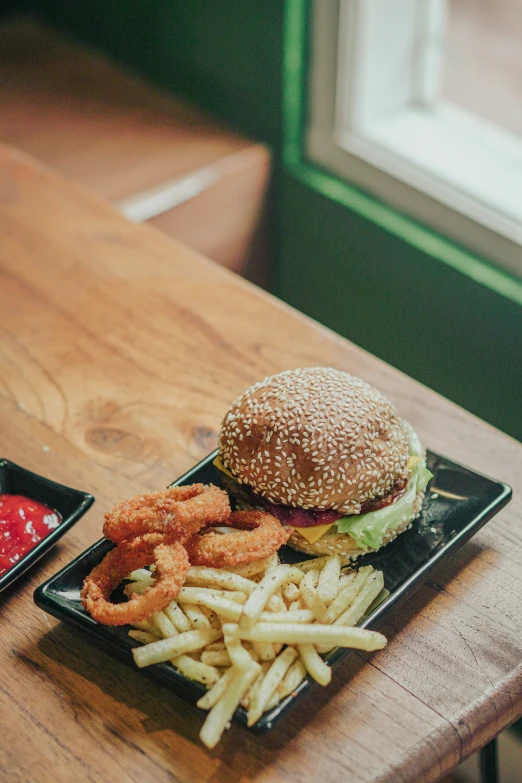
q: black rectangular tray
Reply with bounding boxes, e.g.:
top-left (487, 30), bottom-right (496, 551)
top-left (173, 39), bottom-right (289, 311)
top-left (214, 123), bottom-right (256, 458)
top-left (34, 449), bottom-right (511, 732)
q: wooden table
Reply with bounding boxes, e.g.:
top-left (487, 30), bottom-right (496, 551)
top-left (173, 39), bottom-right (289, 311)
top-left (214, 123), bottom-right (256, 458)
top-left (0, 142), bottom-right (521, 783)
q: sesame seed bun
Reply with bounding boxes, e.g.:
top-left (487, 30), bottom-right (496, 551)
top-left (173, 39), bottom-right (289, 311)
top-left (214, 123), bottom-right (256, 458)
top-left (287, 488), bottom-right (425, 559)
top-left (219, 367), bottom-right (410, 515)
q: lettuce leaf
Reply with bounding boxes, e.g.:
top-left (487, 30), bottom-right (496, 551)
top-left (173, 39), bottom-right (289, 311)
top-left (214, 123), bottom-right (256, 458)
top-left (335, 446), bottom-right (432, 550)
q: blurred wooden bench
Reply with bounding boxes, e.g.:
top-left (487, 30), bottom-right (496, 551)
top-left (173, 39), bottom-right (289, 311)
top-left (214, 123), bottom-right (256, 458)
top-left (0, 19), bottom-right (270, 281)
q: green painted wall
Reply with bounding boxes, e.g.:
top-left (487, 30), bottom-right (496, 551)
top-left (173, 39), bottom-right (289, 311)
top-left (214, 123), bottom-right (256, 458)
top-left (279, 176), bottom-right (522, 440)
top-left (32, 0), bottom-right (284, 146)
top-left (16, 1), bottom-right (522, 440)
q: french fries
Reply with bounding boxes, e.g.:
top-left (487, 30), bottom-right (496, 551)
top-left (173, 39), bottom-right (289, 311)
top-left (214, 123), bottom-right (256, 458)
top-left (177, 587), bottom-right (248, 605)
top-left (185, 566), bottom-right (257, 594)
top-left (133, 629), bottom-right (221, 667)
top-left (201, 649), bottom-right (232, 667)
top-left (127, 553), bottom-right (387, 748)
top-left (200, 662), bottom-right (261, 749)
top-left (152, 610), bottom-right (178, 638)
top-left (164, 600), bottom-right (192, 633)
top-left (247, 646), bottom-right (297, 725)
top-left (251, 640), bottom-right (277, 661)
top-left (277, 658), bottom-right (307, 700)
top-left (317, 553), bottom-right (342, 606)
top-left (298, 643), bottom-right (332, 686)
top-left (222, 622), bottom-right (386, 650)
top-left (128, 629), bottom-right (158, 644)
top-left (182, 604), bottom-right (212, 629)
top-left (335, 570), bottom-right (385, 627)
top-left (239, 565), bottom-right (303, 630)
top-left (171, 655), bottom-right (221, 686)
top-left (197, 666), bottom-right (237, 710)
top-left (299, 569), bottom-right (330, 623)
top-left (224, 634), bottom-right (253, 670)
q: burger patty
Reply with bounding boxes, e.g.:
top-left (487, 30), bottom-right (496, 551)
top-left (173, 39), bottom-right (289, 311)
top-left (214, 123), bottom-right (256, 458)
top-left (359, 476), bottom-right (408, 513)
top-left (220, 473), bottom-right (408, 528)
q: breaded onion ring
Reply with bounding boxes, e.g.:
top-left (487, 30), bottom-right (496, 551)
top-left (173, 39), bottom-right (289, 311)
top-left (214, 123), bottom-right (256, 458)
top-left (81, 534), bottom-right (189, 626)
top-left (103, 484), bottom-right (230, 544)
top-left (185, 511), bottom-right (291, 568)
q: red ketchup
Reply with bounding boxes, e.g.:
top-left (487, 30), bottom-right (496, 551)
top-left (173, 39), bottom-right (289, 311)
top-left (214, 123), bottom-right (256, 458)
top-left (0, 494), bottom-right (62, 576)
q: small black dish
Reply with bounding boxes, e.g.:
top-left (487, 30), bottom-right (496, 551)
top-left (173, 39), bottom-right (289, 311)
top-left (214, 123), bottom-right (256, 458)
top-left (34, 450), bottom-right (511, 733)
top-left (0, 458), bottom-right (94, 592)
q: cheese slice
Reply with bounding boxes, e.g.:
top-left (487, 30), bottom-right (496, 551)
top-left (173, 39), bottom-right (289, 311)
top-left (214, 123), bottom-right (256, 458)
top-left (407, 455), bottom-right (421, 469)
top-left (294, 523), bottom-right (335, 544)
top-left (213, 455), bottom-right (234, 479)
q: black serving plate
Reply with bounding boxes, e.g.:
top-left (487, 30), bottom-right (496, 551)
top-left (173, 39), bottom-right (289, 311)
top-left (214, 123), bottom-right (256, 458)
top-left (34, 450), bottom-right (511, 732)
top-left (0, 458), bottom-right (94, 592)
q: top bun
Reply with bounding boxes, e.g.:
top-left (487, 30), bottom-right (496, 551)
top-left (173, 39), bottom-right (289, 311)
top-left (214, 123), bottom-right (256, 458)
top-left (218, 367), bottom-right (410, 515)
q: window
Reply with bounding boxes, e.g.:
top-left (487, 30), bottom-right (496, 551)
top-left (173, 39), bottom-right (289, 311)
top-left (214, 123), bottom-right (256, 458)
top-left (307, 0), bottom-right (522, 277)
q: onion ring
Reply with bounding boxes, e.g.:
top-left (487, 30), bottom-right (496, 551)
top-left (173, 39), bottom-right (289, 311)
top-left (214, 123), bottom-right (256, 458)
top-left (185, 511), bottom-right (291, 568)
top-left (81, 533), bottom-right (189, 626)
top-left (103, 484), bottom-right (230, 544)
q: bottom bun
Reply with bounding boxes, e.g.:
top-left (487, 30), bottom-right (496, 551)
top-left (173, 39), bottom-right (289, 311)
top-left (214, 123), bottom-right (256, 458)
top-left (287, 489), bottom-right (425, 560)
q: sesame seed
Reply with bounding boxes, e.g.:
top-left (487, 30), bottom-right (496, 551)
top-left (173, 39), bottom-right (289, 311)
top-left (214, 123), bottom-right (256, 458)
top-left (218, 367), bottom-right (411, 511)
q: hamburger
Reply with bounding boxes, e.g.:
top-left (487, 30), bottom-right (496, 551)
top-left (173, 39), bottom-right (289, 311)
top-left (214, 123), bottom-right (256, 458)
top-left (214, 367), bottom-right (432, 559)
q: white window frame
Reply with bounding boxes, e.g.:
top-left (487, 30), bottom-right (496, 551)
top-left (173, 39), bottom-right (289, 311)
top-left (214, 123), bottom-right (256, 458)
top-left (307, 0), bottom-right (522, 278)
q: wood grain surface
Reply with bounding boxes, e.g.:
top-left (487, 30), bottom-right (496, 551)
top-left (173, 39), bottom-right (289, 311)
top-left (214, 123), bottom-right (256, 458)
top-left (0, 20), bottom-right (270, 275)
top-left (0, 143), bottom-right (521, 783)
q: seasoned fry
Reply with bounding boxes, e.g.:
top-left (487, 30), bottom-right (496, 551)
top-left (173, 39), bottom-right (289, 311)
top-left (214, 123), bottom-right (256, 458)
top-left (339, 572), bottom-right (356, 589)
top-left (317, 554), bottom-right (342, 606)
top-left (277, 658), bottom-right (307, 700)
top-left (288, 598), bottom-right (306, 612)
top-left (224, 635), bottom-right (253, 670)
top-left (299, 569), bottom-right (330, 623)
top-left (185, 566), bottom-right (257, 594)
top-left (152, 610), bottom-right (178, 638)
top-left (292, 556), bottom-right (331, 573)
top-left (241, 662), bottom-right (270, 708)
top-left (282, 580), bottom-right (301, 603)
top-left (225, 557), bottom-right (273, 578)
top-left (133, 629), bottom-right (221, 667)
top-left (245, 645), bottom-right (260, 662)
top-left (171, 655), bottom-right (220, 686)
top-left (206, 643), bottom-right (226, 654)
top-left (260, 610), bottom-right (314, 624)
top-left (327, 566), bottom-right (373, 623)
top-left (129, 629), bottom-right (158, 644)
top-left (201, 650), bottom-right (232, 667)
top-left (127, 568), bottom-right (154, 582)
top-left (266, 593), bottom-right (287, 613)
top-left (223, 622), bottom-right (387, 651)
top-left (252, 641), bottom-right (277, 661)
top-left (264, 553), bottom-right (280, 572)
top-left (132, 618), bottom-right (158, 634)
top-left (164, 600), bottom-right (192, 633)
top-left (184, 593), bottom-right (242, 622)
top-left (177, 587), bottom-right (247, 605)
top-left (366, 587), bottom-right (390, 614)
top-left (239, 565), bottom-right (304, 630)
top-left (298, 644), bottom-right (331, 686)
top-left (335, 570), bottom-right (385, 627)
top-left (200, 606), bottom-right (222, 629)
top-left (183, 604), bottom-right (212, 629)
top-left (197, 667), bottom-right (237, 710)
top-left (200, 663), bottom-right (261, 748)
top-left (247, 647), bottom-right (298, 726)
